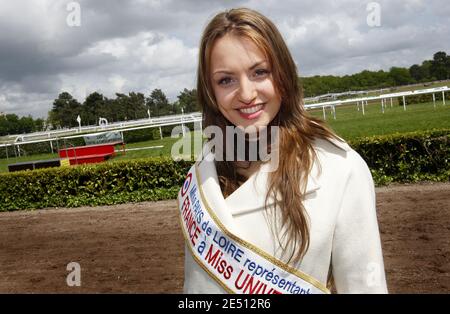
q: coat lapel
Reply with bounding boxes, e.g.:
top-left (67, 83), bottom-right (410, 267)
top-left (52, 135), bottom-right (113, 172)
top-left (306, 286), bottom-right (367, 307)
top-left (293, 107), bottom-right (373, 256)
top-left (196, 151), bottom-right (321, 220)
top-left (195, 152), bottom-right (238, 233)
top-left (225, 161), bottom-right (321, 216)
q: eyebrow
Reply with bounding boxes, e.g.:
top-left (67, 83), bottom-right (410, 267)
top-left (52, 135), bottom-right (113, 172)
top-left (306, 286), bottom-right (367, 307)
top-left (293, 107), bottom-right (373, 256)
top-left (212, 60), bottom-right (267, 76)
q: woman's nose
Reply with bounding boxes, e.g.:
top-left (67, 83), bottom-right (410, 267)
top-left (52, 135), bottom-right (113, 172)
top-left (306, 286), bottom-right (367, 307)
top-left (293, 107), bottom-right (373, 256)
top-left (238, 77), bottom-right (257, 104)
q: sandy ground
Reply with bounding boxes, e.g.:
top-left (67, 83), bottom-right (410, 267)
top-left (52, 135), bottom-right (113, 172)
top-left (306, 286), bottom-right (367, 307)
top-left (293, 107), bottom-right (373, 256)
top-left (0, 181), bottom-right (449, 293)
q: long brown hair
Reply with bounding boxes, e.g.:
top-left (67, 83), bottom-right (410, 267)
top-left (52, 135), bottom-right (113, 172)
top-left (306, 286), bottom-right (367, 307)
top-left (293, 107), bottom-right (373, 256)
top-left (197, 8), bottom-right (344, 266)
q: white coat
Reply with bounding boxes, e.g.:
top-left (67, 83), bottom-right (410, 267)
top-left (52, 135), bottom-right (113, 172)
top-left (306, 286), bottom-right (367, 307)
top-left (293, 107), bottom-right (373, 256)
top-left (183, 136), bottom-right (388, 294)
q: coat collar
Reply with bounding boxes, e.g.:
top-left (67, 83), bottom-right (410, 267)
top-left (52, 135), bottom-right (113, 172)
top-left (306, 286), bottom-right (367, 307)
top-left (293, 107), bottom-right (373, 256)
top-left (225, 161), bottom-right (321, 216)
top-left (196, 153), bottom-right (319, 217)
top-left (196, 136), bottom-right (350, 217)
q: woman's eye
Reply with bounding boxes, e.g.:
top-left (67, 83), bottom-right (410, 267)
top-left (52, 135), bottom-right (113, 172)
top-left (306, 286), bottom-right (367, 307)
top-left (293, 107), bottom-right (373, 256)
top-left (218, 77), bottom-right (233, 86)
top-left (255, 69), bottom-right (269, 77)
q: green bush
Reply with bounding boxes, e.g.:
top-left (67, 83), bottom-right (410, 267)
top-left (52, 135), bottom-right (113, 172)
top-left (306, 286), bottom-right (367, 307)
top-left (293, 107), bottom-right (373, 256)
top-left (122, 123), bottom-right (196, 143)
top-left (397, 91), bottom-right (450, 105)
top-left (349, 129), bottom-right (450, 185)
top-left (0, 157), bottom-right (192, 211)
top-left (123, 128), bottom-right (160, 143)
top-left (1, 129), bottom-right (449, 211)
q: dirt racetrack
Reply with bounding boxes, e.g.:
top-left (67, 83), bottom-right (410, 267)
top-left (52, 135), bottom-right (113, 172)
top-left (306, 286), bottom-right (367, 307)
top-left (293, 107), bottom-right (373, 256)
top-left (1, 181), bottom-right (449, 293)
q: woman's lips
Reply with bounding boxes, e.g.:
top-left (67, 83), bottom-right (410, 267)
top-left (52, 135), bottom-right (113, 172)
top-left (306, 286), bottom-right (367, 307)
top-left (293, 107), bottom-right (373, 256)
top-left (237, 103), bottom-right (265, 120)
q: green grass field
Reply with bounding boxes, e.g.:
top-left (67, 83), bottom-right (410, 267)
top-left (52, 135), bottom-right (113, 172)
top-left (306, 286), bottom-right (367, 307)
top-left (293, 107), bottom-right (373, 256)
top-left (1, 101), bottom-right (449, 173)
top-left (309, 101), bottom-right (450, 140)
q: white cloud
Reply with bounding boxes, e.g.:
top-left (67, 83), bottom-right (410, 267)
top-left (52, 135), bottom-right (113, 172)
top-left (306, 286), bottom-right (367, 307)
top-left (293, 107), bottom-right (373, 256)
top-left (108, 74), bottom-right (127, 93)
top-left (61, 31), bottom-right (198, 103)
top-left (0, 0), bottom-right (449, 118)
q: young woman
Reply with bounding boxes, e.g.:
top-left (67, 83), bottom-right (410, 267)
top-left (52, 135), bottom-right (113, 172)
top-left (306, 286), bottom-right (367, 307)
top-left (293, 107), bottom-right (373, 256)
top-left (177, 7), bottom-right (387, 294)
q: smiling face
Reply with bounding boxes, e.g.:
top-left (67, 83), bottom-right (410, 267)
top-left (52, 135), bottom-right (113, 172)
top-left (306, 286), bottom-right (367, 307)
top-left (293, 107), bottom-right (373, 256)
top-left (209, 34), bottom-right (282, 132)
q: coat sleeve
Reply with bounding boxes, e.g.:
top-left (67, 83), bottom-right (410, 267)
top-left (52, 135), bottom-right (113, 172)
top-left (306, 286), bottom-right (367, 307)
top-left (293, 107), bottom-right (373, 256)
top-left (331, 150), bottom-right (388, 293)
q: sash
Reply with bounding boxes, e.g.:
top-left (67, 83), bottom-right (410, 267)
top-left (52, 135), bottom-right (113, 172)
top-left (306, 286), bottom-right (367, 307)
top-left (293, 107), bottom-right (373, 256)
top-left (178, 163), bottom-right (330, 294)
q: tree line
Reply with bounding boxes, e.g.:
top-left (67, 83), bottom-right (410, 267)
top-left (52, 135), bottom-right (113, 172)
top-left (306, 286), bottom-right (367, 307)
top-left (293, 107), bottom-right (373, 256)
top-left (47, 88), bottom-right (199, 129)
top-left (301, 51), bottom-right (450, 97)
top-left (1, 51), bottom-right (448, 135)
top-left (1, 88), bottom-right (198, 135)
top-left (0, 114), bottom-right (45, 137)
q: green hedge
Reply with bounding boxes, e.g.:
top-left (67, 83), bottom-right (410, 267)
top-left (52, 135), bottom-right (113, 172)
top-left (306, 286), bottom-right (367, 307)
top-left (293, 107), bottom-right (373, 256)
top-left (0, 157), bottom-right (192, 211)
top-left (123, 128), bottom-right (160, 143)
top-left (397, 91), bottom-right (450, 105)
top-left (0, 129), bottom-right (449, 211)
top-left (349, 129), bottom-right (450, 185)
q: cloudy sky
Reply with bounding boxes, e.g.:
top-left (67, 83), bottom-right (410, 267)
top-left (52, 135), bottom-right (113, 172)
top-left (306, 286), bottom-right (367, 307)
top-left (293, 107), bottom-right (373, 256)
top-left (0, 0), bottom-right (449, 118)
